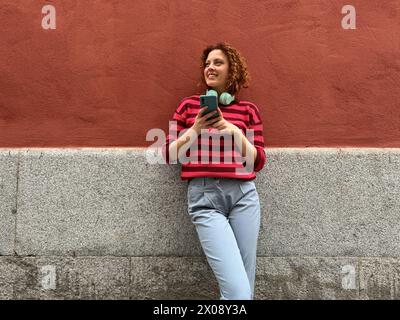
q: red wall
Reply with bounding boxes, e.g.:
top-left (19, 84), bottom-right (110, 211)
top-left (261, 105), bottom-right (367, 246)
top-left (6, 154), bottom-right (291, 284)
top-left (1, 0), bottom-right (399, 148)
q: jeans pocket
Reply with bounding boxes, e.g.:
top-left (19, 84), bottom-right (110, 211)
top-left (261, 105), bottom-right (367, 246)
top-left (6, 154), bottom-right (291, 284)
top-left (187, 184), bottom-right (202, 205)
top-left (239, 180), bottom-right (256, 196)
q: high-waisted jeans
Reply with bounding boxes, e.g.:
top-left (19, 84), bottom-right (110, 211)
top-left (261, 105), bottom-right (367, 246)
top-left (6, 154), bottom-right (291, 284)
top-left (187, 177), bottom-right (261, 300)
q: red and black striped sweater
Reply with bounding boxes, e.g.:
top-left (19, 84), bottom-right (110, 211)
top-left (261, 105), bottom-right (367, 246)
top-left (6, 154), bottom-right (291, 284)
top-left (162, 95), bottom-right (266, 180)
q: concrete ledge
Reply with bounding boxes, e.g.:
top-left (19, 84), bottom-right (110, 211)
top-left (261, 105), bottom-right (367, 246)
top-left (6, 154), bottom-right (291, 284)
top-left (15, 149), bottom-right (199, 256)
top-left (6, 147), bottom-right (399, 257)
top-left (0, 256), bottom-right (130, 299)
top-left (1, 147), bottom-right (400, 299)
top-left (1, 256), bottom-right (400, 300)
top-left (259, 148), bottom-right (400, 257)
top-left (0, 151), bottom-right (18, 255)
top-left (130, 256), bottom-right (219, 300)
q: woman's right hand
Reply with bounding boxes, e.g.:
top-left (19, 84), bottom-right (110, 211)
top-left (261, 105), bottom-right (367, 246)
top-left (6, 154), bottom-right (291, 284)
top-left (192, 107), bottom-right (220, 135)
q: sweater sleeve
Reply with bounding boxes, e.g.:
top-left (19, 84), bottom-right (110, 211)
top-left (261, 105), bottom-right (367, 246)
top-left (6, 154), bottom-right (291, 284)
top-left (161, 99), bottom-right (188, 164)
top-left (247, 103), bottom-right (266, 172)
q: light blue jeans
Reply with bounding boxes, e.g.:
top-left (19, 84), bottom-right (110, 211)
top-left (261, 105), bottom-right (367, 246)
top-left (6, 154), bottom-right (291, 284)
top-left (187, 177), bottom-right (261, 300)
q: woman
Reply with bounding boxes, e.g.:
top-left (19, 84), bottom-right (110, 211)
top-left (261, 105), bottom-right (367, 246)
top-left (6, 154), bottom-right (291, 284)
top-left (163, 43), bottom-right (266, 300)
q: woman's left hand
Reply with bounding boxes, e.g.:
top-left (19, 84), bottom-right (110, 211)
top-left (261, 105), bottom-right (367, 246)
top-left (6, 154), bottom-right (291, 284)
top-left (209, 108), bottom-right (239, 135)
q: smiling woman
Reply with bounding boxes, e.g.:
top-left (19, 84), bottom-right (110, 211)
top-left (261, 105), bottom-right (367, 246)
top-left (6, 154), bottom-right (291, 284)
top-left (162, 42), bottom-right (266, 300)
top-left (203, 50), bottom-right (230, 95)
top-left (200, 43), bottom-right (250, 97)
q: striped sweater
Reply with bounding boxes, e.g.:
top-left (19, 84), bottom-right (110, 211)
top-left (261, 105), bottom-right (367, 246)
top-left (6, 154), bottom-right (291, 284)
top-left (162, 95), bottom-right (266, 180)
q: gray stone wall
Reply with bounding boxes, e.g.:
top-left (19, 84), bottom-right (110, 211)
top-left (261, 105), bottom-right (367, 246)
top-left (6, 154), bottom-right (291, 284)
top-left (0, 148), bottom-right (399, 299)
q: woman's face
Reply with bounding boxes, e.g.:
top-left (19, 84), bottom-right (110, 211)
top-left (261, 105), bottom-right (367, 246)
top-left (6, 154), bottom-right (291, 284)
top-left (204, 49), bottom-right (230, 94)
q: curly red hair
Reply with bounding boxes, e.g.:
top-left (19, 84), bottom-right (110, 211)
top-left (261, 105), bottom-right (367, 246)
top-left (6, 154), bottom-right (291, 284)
top-left (199, 42), bottom-right (250, 96)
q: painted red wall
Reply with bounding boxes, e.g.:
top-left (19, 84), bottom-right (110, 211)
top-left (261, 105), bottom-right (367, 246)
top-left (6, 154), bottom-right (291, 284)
top-left (0, 0), bottom-right (399, 148)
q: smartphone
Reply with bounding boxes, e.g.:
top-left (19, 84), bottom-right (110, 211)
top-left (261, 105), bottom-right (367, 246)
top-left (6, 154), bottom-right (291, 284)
top-left (200, 95), bottom-right (219, 119)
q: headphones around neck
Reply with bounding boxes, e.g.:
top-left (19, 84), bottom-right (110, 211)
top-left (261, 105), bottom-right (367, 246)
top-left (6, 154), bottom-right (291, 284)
top-left (206, 89), bottom-right (235, 105)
